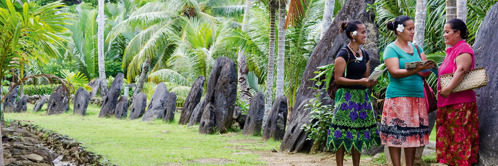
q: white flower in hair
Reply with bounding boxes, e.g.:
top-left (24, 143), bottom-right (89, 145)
top-left (396, 24), bottom-right (404, 33)
top-left (352, 31), bottom-right (357, 36)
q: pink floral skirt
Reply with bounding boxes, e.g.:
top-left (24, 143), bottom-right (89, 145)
top-left (379, 97), bottom-right (429, 147)
top-left (436, 102), bottom-right (479, 166)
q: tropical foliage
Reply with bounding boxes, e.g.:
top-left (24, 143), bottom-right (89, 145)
top-left (1, 0), bottom-right (495, 108)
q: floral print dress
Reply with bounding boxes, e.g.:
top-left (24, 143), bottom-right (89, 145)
top-left (326, 88), bottom-right (381, 153)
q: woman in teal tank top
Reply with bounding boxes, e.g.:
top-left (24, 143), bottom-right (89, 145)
top-left (379, 15), bottom-right (435, 166)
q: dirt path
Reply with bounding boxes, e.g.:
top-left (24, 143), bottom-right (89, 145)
top-left (228, 138), bottom-right (378, 166)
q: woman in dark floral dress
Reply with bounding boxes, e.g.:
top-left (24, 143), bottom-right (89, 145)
top-left (326, 20), bottom-right (380, 166)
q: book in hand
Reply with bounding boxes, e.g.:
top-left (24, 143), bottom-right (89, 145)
top-left (405, 60), bottom-right (436, 70)
top-left (368, 68), bottom-right (387, 80)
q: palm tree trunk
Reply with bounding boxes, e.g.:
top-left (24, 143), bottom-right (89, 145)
top-left (275, 0), bottom-right (286, 98)
top-left (263, 4), bottom-right (277, 129)
top-left (456, 0), bottom-right (467, 23)
top-left (98, 0), bottom-right (106, 81)
top-left (414, 0), bottom-right (427, 46)
top-left (237, 0), bottom-right (254, 102)
top-left (320, 0), bottom-right (335, 39)
top-left (0, 78), bottom-right (4, 166)
top-left (446, 0), bottom-right (457, 21)
top-left (134, 58), bottom-right (151, 96)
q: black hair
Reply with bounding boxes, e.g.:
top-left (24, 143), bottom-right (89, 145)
top-left (446, 18), bottom-right (469, 39)
top-left (339, 20), bottom-right (364, 39)
top-left (386, 15), bottom-right (412, 35)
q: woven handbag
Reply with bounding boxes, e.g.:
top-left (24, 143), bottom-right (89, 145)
top-left (440, 67), bottom-right (488, 92)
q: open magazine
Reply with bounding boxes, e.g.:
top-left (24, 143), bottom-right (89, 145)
top-left (405, 60), bottom-right (436, 70)
top-left (368, 67), bottom-right (387, 80)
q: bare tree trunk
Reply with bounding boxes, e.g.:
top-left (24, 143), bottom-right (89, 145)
top-left (237, 0), bottom-right (254, 102)
top-left (446, 0), bottom-right (457, 21)
top-left (275, 0), bottom-right (285, 98)
top-left (98, 0), bottom-right (106, 90)
top-left (414, 0), bottom-right (427, 46)
top-left (134, 58), bottom-right (151, 96)
top-left (456, 0), bottom-right (467, 23)
top-left (0, 78), bottom-right (4, 166)
top-left (414, 0), bottom-right (428, 162)
top-left (320, 0), bottom-right (335, 39)
top-left (263, 4), bottom-right (277, 129)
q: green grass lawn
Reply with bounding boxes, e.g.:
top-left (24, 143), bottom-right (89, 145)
top-left (5, 104), bottom-right (281, 165)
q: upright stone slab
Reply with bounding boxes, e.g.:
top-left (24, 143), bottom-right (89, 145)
top-left (199, 103), bottom-right (215, 134)
top-left (187, 98), bottom-right (207, 126)
top-left (179, 76), bottom-right (205, 125)
top-left (14, 95), bottom-right (27, 112)
top-left (285, 0), bottom-right (376, 153)
top-left (3, 85), bottom-right (18, 113)
top-left (243, 92), bottom-right (264, 136)
top-left (142, 83), bottom-right (169, 121)
top-left (73, 87), bottom-right (90, 116)
top-left (163, 92), bottom-right (177, 122)
top-left (114, 96), bottom-right (129, 119)
top-left (263, 95), bottom-right (288, 141)
top-left (33, 96), bottom-right (47, 112)
top-left (47, 85), bottom-right (69, 115)
top-left (280, 99), bottom-right (313, 153)
top-left (129, 92), bottom-right (147, 120)
top-left (205, 57), bottom-right (237, 133)
top-left (99, 73), bottom-right (123, 118)
top-left (474, 3), bottom-right (498, 166)
top-left (88, 78), bottom-right (104, 98)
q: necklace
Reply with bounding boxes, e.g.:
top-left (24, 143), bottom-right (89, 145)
top-left (347, 44), bottom-right (361, 57)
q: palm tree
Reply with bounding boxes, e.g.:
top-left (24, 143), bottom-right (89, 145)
top-left (446, 0), bottom-right (456, 21)
top-left (98, 0), bottom-right (106, 79)
top-left (321, 0), bottom-right (335, 39)
top-left (107, 0), bottom-right (244, 96)
top-left (275, 0), bottom-right (286, 98)
top-left (0, 0), bottom-right (69, 163)
top-left (237, 0), bottom-right (254, 102)
top-left (414, 0), bottom-right (427, 45)
top-left (263, 0), bottom-right (278, 128)
top-left (456, 0), bottom-right (466, 22)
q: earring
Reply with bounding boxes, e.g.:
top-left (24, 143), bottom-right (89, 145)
top-left (353, 39), bottom-right (356, 42)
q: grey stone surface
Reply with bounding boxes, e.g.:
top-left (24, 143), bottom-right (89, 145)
top-left (14, 95), bottom-right (27, 112)
top-left (199, 103), bottom-right (215, 134)
top-left (33, 96), bottom-right (47, 112)
top-left (262, 95), bottom-right (288, 141)
top-left (179, 76), bottom-right (205, 125)
top-left (73, 87), bottom-right (90, 116)
top-left (142, 82), bottom-right (169, 122)
top-left (205, 57), bottom-right (237, 133)
top-left (99, 73), bottom-right (123, 118)
top-left (243, 92), bottom-right (264, 136)
top-left (280, 99), bottom-right (313, 153)
top-left (47, 85), bottom-right (69, 115)
top-left (187, 98), bottom-right (207, 126)
top-left (284, 0), bottom-right (376, 153)
top-left (3, 85), bottom-right (18, 113)
top-left (114, 96), bottom-right (129, 119)
top-left (474, 3), bottom-right (498, 166)
top-left (129, 92), bottom-right (147, 120)
top-left (163, 92), bottom-right (177, 122)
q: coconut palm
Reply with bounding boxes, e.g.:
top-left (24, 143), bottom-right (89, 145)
top-left (446, 0), bottom-right (456, 21)
top-left (321, 0), bottom-right (335, 39)
top-left (263, 0), bottom-right (278, 127)
top-left (414, 0), bottom-right (427, 45)
top-left (107, 0), bottom-right (245, 96)
top-left (0, 0), bottom-right (69, 163)
top-left (456, 0), bottom-right (467, 22)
